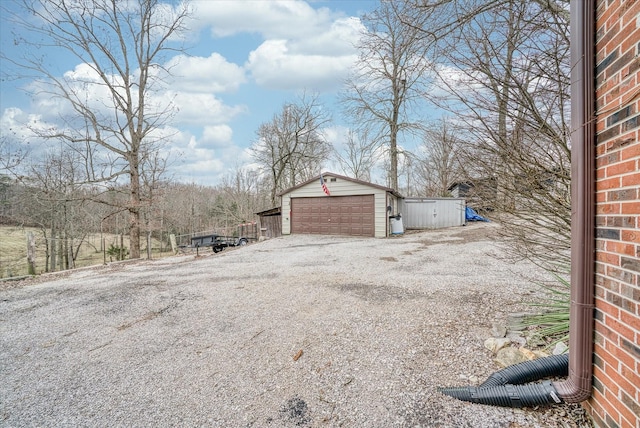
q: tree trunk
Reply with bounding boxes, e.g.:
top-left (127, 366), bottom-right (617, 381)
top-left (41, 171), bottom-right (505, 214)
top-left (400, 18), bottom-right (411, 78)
top-left (41, 227), bottom-right (50, 273)
top-left (57, 234), bottom-right (63, 271)
top-left (389, 76), bottom-right (402, 192)
top-left (129, 157), bottom-right (141, 259)
top-left (389, 128), bottom-right (399, 191)
top-left (49, 224), bottom-right (56, 273)
top-left (495, 2), bottom-right (517, 212)
top-left (26, 232), bottom-right (36, 275)
top-left (129, 208), bottom-right (140, 259)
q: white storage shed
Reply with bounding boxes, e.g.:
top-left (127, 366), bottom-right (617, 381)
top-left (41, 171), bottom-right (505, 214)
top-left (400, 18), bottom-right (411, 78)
top-left (400, 197), bottom-right (466, 229)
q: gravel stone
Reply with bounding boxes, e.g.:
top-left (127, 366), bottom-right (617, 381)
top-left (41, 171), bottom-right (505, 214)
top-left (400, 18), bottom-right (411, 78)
top-left (0, 223), bottom-right (592, 427)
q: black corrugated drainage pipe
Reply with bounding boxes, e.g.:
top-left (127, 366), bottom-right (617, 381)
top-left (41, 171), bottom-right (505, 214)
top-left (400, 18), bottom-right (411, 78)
top-left (439, 0), bottom-right (595, 407)
top-left (478, 354), bottom-right (569, 388)
top-left (438, 354), bottom-right (569, 407)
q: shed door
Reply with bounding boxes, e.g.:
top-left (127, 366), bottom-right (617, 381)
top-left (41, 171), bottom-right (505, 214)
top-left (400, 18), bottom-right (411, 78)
top-left (291, 195), bottom-right (375, 237)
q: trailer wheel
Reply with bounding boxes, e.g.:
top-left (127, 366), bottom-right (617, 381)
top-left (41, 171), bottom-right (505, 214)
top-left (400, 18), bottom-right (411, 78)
top-left (213, 246), bottom-right (223, 253)
top-left (238, 238), bottom-right (248, 246)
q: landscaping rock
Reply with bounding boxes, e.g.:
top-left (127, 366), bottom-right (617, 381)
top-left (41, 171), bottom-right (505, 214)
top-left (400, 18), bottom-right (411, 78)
top-left (553, 341), bottom-right (569, 355)
top-left (495, 347), bottom-right (529, 367)
top-left (520, 347), bottom-right (537, 360)
top-left (506, 332), bottom-right (527, 347)
top-left (490, 322), bottom-right (507, 338)
top-left (484, 337), bottom-right (512, 354)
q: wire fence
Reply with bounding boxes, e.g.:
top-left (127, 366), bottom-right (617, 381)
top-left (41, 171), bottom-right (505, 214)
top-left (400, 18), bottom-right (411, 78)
top-left (1, 228), bottom-right (172, 279)
top-left (0, 222), bottom-right (259, 280)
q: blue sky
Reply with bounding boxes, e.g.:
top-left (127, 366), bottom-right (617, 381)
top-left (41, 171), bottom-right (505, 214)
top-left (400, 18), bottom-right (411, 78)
top-left (0, 0), bottom-right (384, 185)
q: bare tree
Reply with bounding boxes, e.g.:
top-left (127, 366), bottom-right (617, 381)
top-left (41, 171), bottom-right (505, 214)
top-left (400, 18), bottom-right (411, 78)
top-left (411, 0), bottom-right (571, 271)
top-left (138, 143), bottom-right (171, 258)
top-left (333, 129), bottom-right (379, 182)
top-left (0, 135), bottom-right (28, 174)
top-left (3, 0), bottom-right (190, 259)
top-left (417, 118), bottom-right (464, 197)
top-left (251, 92), bottom-right (332, 206)
top-left (342, 0), bottom-right (433, 191)
top-left (18, 144), bottom-right (96, 272)
top-left (213, 167), bottom-right (263, 227)
top-left (156, 182), bottom-right (209, 238)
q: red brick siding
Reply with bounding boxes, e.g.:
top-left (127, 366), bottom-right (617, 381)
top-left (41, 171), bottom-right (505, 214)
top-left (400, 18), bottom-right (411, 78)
top-left (589, 1), bottom-right (640, 427)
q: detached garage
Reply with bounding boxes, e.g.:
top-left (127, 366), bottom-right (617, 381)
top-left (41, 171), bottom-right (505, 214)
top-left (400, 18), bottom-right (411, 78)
top-left (280, 173), bottom-right (403, 238)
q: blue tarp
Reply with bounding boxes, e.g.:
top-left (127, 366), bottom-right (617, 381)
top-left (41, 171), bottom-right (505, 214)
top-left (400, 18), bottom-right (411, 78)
top-left (465, 207), bottom-right (490, 222)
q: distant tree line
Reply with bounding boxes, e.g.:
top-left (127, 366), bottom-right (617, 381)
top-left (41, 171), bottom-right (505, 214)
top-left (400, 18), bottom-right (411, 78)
top-left (0, 167), bottom-right (269, 270)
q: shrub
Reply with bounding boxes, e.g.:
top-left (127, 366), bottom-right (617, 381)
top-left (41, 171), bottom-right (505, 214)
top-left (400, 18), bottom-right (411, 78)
top-left (522, 273), bottom-right (570, 350)
top-left (106, 244), bottom-right (129, 261)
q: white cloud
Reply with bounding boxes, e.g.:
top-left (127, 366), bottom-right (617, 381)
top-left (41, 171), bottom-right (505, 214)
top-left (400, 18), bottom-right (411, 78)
top-left (201, 124), bottom-right (233, 148)
top-left (431, 63), bottom-right (487, 98)
top-left (185, 156), bottom-right (225, 175)
top-left (319, 125), bottom-right (348, 149)
top-left (0, 108), bottom-right (43, 142)
top-left (63, 62), bottom-right (101, 82)
top-left (190, 0), bottom-right (337, 39)
top-left (27, 61), bottom-right (247, 129)
top-left (153, 1), bottom-right (193, 41)
top-left (163, 126), bottom-right (253, 184)
top-left (164, 53), bottom-right (246, 93)
top-left (289, 17), bottom-right (363, 56)
top-left (29, 63), bottom-right (139, 122)
top-left (170, 91), bottom-right (246, 125)
top-left (190, 1), bottom-right (363, 92)
top-left (246, 39), bottom-right (357, 91)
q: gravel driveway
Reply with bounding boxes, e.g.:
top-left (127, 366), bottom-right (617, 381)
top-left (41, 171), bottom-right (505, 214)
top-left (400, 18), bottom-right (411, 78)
top-left (1, 223), bottom-right (589, 427)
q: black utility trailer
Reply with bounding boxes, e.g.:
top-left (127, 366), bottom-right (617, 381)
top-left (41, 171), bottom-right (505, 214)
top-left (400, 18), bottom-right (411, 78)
top-left (190, 234), bottom-right (249, 253)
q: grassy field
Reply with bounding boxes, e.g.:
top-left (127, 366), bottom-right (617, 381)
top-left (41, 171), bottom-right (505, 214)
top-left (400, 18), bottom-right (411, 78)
top-left (0, 226), bottom-right (175, 279)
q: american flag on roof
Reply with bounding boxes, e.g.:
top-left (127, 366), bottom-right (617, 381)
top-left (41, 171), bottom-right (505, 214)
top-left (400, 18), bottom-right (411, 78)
top-left (320, 175), bottom-right (330, 196)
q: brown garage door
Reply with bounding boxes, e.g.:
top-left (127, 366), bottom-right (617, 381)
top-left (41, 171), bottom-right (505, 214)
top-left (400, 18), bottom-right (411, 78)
top-left (291, 195), bottom-right (375, 237)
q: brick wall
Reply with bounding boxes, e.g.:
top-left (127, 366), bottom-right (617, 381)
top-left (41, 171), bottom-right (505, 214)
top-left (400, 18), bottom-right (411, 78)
top-left (589, 0), bottom-right (640, 427)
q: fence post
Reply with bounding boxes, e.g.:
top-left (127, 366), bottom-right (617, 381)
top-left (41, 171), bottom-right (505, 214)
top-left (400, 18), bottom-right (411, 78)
top-left (169, 234), bottom-right (177, 254)
top-left (68, 239), bottom-right (75, 269)
top-left (147, 231), bottom-right (152, 260)
top-left (26, 232), bottom-right (36, 275)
